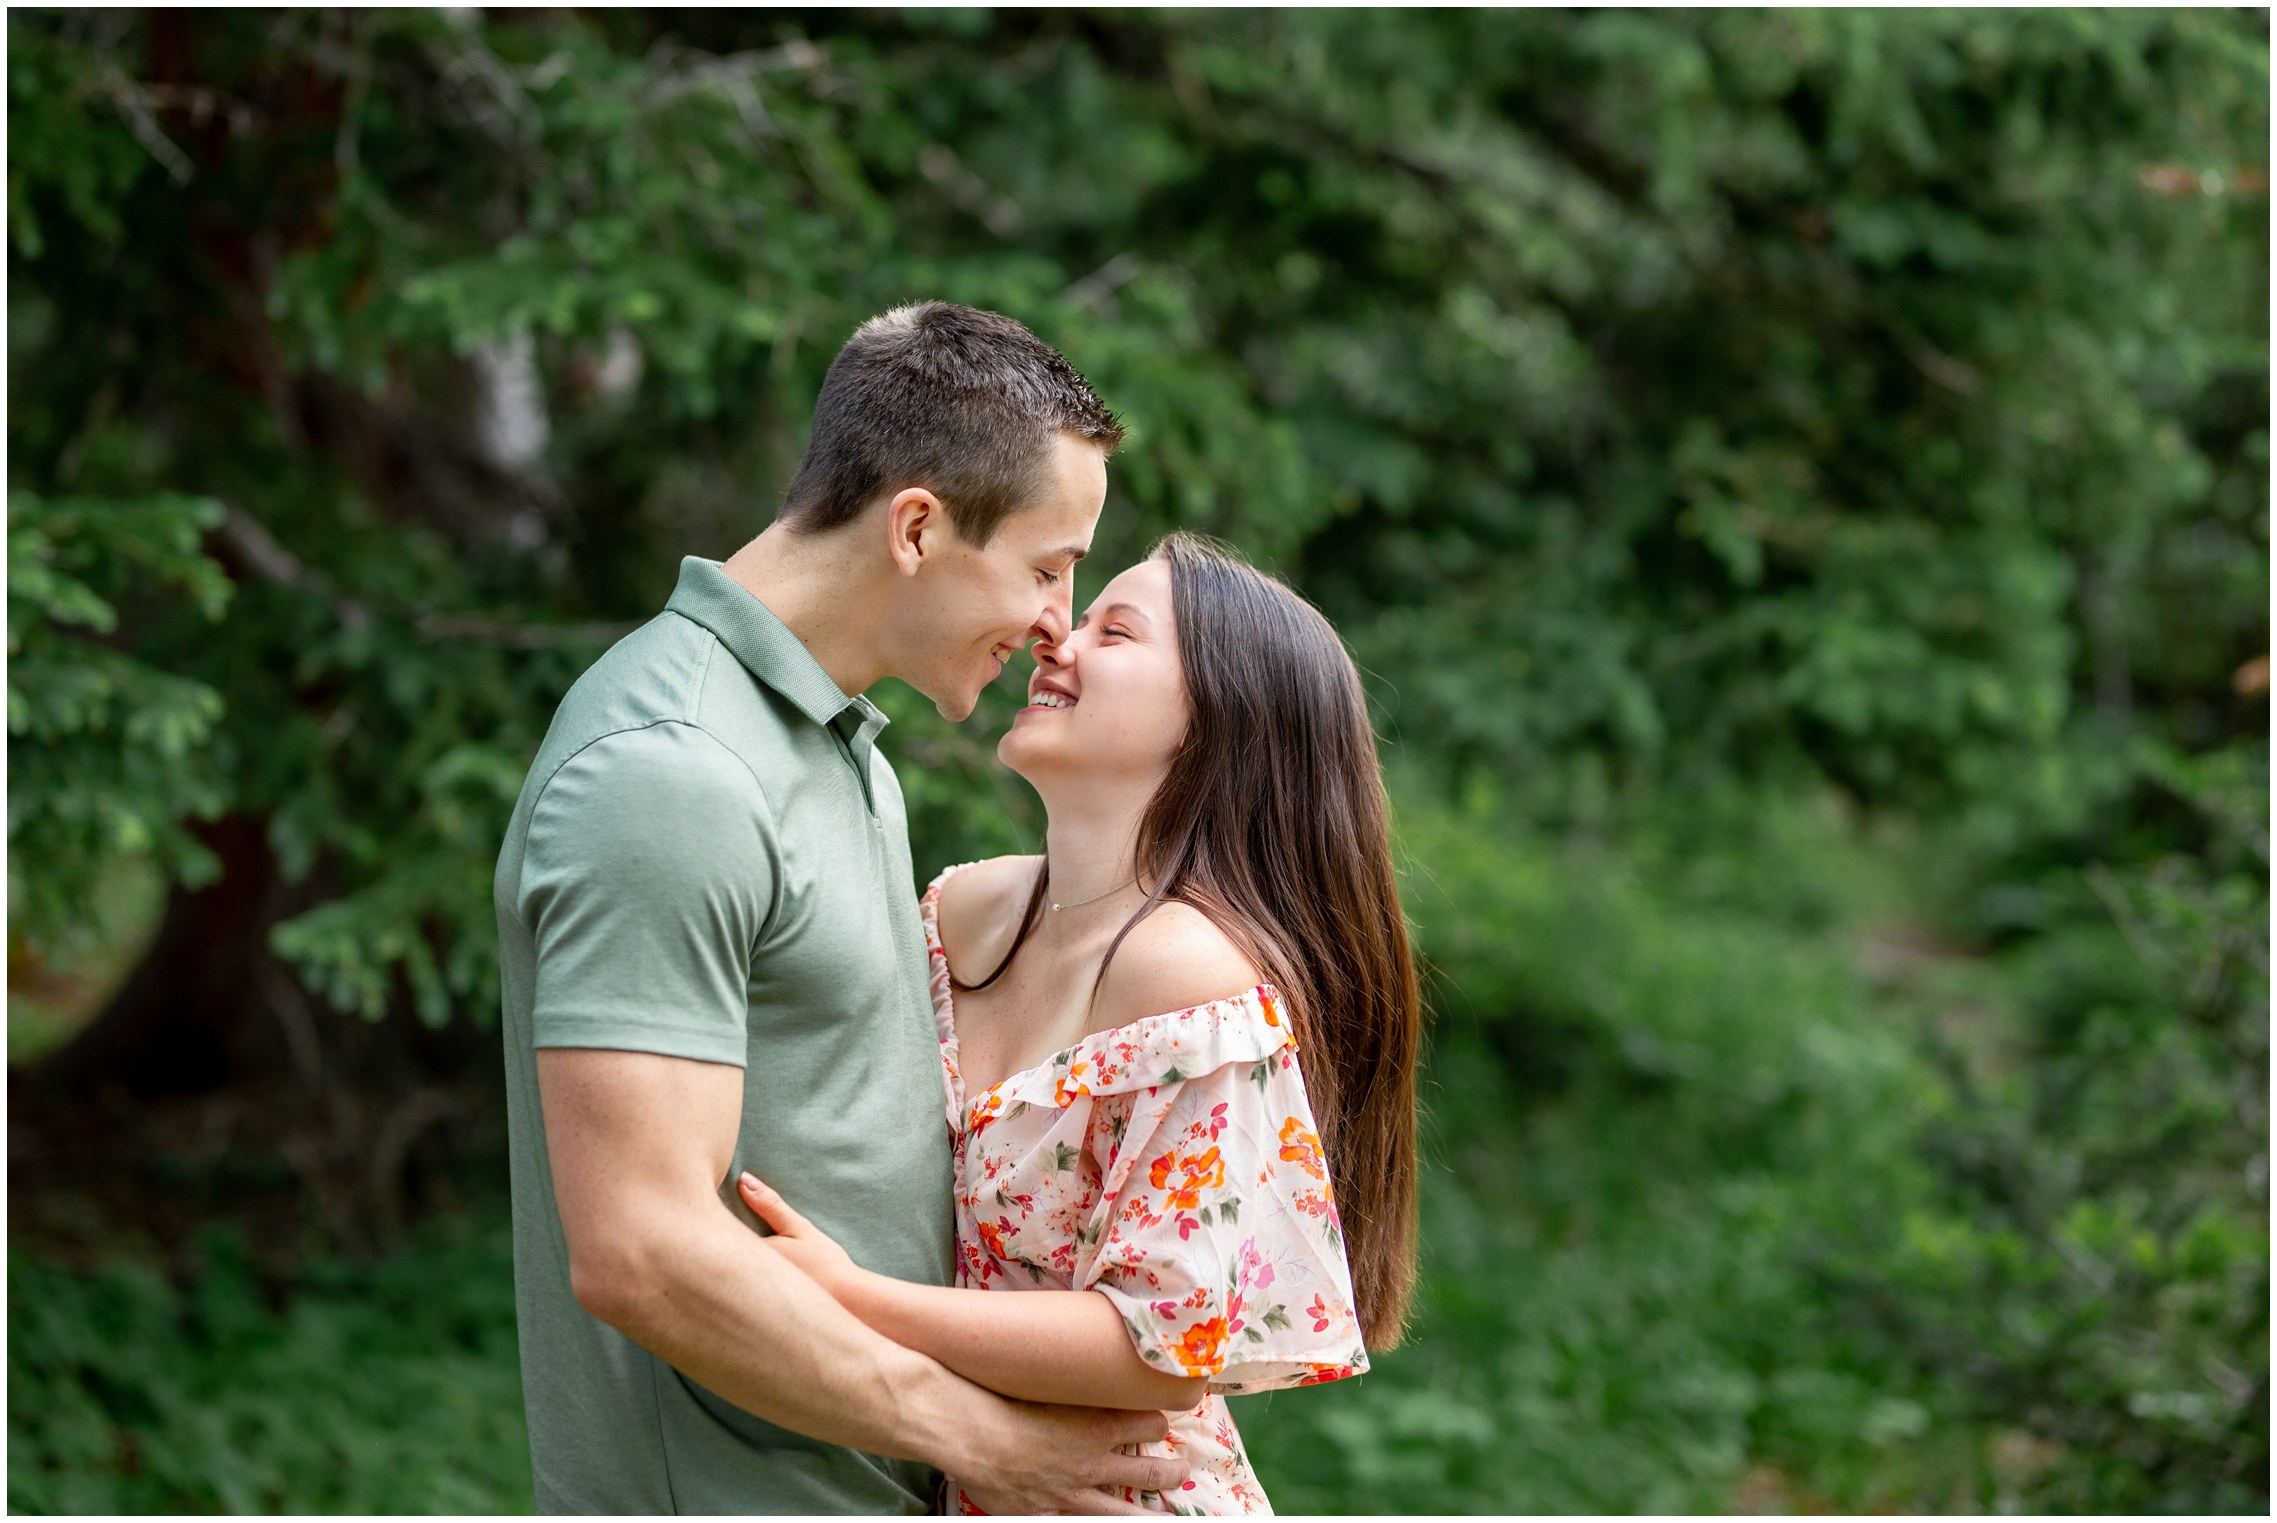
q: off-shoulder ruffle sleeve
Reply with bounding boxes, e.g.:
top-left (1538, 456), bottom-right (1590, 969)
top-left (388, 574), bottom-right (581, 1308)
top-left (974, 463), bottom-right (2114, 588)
top-left (1076, 987), bottom-right (1370, 1395)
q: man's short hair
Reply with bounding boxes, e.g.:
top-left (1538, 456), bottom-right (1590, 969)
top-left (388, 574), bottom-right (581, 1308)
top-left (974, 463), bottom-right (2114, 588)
top-left (777, 302), bottom-right (1125, 546)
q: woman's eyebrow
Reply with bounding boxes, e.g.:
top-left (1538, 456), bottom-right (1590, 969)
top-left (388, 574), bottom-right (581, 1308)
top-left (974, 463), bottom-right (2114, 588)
top-left (1074, 600), bottom-right (1151, 630)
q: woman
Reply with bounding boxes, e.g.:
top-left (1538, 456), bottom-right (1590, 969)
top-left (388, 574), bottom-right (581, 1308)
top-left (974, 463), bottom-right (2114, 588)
top-left (737, 532), bottom-right (1422, 1513)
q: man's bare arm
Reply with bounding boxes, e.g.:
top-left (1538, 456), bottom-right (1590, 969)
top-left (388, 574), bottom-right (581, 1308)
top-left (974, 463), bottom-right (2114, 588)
top-left (536, 1047), bottom-right (1187, 1513)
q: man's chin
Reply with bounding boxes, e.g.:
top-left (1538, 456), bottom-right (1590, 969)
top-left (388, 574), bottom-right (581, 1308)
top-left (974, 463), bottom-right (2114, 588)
top-left (931, 688), bottom-right (981, 723)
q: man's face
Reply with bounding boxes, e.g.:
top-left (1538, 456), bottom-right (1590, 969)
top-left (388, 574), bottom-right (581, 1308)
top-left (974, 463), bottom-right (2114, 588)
top-left (894, 432), bottom-right (1108, 722)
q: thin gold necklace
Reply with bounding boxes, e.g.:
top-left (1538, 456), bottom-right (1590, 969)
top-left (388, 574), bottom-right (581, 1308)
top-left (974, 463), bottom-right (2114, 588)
top-left (1049, 875), bottom-right (1139, 913)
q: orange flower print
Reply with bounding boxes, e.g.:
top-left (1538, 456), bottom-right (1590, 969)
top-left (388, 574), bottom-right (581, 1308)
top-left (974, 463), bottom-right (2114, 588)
top-left (1051, 1058), bottom-right (1093, 1106)
top-left (1172, 1315), bottom-right (1231, 1374)
top-left (976, 1215), bottom-right (1017, 1262)
top-left (1149, 1146), bottom-right (1225, 1212)
top-left (1278, 1116), bottom-right (1327, 1180)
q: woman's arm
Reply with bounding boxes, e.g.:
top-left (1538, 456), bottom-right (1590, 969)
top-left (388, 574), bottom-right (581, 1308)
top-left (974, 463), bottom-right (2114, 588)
top-left (841, 1269), bottom-right (1209, 1412)
top-left (739, 1174), bottom-right (1208, 1413)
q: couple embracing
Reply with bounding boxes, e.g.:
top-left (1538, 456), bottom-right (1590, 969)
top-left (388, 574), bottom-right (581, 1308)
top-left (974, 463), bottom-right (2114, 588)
top-left (495, 303), bottom-right (1422, 1515)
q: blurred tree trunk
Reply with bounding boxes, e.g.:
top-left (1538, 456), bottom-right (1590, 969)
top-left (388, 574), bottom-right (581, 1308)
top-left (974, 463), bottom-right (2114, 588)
top-left (15, 814), bottom-right (494, 1249)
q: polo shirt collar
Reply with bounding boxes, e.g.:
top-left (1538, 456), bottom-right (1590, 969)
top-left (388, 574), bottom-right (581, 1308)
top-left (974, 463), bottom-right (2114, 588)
top-left (664, 557), bottom-right (887, 735)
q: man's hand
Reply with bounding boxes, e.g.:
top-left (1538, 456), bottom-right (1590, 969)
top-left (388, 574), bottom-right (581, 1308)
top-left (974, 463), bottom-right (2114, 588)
top-left (954, 1402), bottom-right (1191, 1516)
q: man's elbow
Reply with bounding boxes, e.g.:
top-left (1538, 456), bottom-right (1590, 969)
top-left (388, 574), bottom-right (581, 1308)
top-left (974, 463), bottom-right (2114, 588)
top-left (567, 1232), bottom-right (668, 1337)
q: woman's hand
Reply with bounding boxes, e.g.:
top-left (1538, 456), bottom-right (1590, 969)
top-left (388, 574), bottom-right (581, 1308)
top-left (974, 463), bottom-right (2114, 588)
top-left (736, 1172), bottom-right (861, 1300)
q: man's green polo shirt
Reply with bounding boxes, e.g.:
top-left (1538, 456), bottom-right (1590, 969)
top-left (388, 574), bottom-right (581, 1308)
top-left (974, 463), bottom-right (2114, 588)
top-left (494, 557), bottom-right (953, 1514)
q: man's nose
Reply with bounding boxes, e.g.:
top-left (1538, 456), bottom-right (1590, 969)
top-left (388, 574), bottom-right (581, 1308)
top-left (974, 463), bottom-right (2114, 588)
top-left (1030, 581), bottom-right (1072, 648)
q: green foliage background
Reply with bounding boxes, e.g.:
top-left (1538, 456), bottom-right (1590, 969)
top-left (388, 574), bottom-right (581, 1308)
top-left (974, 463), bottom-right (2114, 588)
top-left (7, 9), bottom-right (2267, 1514)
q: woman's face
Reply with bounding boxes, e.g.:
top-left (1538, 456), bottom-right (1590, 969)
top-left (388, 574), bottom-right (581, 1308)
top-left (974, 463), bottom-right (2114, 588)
top-left (997, 555), bottom-right (1189, 791)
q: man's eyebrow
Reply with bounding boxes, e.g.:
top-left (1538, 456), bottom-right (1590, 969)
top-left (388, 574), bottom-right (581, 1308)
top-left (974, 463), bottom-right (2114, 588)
top-left (1053, 545), bottom-right (1091, 564)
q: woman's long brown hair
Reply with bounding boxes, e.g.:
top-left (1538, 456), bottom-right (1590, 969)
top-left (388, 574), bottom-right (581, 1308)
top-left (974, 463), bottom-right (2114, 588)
top-left (956, 531), bottom-right (1422, 1348)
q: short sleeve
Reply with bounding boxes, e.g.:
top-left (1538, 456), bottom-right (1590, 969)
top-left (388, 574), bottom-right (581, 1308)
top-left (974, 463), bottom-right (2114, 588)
top-left (517, 723), bottom-right (776, 1067)
top-left (1082, 1040), bottom-right (1371, 1394)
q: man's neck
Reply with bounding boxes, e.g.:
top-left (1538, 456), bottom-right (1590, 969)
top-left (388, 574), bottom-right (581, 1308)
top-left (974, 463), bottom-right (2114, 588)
top-left (719, 522), bottom-right (889, 699)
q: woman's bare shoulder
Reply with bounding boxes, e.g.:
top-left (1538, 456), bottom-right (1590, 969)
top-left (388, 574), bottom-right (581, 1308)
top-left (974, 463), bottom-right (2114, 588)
top-left (1091, 899), bottom-right (1267, 1031)
top-left (936, 855), bottom-right (1042, 973)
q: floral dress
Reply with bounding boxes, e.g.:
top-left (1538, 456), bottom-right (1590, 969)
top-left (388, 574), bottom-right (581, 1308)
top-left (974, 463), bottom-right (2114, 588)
top-left (921, 864), bottom-right (1369, 1516)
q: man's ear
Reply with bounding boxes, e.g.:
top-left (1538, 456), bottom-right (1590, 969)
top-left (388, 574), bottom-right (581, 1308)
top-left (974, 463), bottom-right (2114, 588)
top-left (883, 488), bottom-right (944, 579)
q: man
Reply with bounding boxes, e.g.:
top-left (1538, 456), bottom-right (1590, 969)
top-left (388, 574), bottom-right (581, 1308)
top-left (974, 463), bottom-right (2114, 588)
top-left (494, 303), bottom-right (1186, 1513)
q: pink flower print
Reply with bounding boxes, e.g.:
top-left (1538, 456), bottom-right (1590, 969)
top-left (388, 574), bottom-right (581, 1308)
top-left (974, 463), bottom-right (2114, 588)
top-left (1151, 1298), bottom-right (1181, 1321)
top-left (1306, 1294), bottom-right (1333, 1333)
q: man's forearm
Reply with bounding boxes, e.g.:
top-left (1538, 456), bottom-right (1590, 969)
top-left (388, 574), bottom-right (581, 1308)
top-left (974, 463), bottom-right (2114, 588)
top-left (839, 1271), bottom-right (1208, 1412)
top-left (597, 1203), bottom-right (983, 1466)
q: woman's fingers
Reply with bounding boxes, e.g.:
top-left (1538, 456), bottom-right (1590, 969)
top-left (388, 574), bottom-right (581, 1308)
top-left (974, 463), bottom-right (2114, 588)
top-left (736, 1171), bottom-right (807, 1233)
